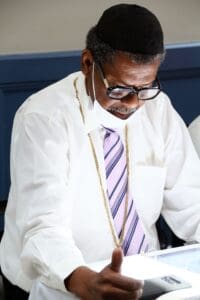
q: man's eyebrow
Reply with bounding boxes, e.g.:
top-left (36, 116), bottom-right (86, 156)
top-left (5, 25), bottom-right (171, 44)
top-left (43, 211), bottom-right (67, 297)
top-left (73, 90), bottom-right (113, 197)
top-left (106, 77), bottom-right (155, 88)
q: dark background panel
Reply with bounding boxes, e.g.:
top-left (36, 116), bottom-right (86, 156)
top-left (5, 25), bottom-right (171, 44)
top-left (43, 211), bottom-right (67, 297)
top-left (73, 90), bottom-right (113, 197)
top-left (0, 44), bottom-right (200, 230)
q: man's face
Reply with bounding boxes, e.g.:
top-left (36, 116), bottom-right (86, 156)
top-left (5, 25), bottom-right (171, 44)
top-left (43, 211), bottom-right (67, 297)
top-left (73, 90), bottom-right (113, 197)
top-left (82, 50), bottom-right (161, 120)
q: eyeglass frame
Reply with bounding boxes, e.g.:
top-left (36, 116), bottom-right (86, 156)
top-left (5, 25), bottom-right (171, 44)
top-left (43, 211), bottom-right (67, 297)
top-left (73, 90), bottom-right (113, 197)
top-left (95, 62), bottom-right (161, 101)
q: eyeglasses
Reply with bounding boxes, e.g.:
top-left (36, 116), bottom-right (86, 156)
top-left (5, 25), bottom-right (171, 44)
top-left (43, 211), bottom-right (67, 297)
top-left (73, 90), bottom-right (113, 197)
top-left (96, 63), bottom-right (161, 101)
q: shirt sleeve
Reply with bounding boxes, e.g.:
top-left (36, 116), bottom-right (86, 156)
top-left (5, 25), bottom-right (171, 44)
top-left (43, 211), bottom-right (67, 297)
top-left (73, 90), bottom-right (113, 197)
top-left (188, 116), bottom-right (200, 158)
top-left (11, 110), bottom-right (86, 293)
top-left (161, 104), bottom-right (200, 243)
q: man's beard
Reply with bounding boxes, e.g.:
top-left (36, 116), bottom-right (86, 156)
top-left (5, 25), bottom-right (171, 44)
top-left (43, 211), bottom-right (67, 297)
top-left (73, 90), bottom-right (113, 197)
top-left (108, 106), bottom-right (138, 115)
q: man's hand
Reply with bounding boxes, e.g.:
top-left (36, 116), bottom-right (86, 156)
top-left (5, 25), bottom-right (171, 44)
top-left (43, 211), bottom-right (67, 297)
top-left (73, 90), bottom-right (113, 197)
top-left (65, 248), bottom-right (143, 300)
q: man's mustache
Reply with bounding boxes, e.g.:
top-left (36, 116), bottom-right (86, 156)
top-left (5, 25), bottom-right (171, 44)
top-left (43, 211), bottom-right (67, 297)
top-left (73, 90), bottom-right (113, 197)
top-left (108, 106), bottom-right (138, 114)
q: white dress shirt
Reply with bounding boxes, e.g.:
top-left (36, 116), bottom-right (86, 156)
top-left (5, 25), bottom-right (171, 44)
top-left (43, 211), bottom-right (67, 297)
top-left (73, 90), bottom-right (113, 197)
top-left (189, 115), bottom-right (200, 158)
top-left (0, 71), bottom-right (200, 299)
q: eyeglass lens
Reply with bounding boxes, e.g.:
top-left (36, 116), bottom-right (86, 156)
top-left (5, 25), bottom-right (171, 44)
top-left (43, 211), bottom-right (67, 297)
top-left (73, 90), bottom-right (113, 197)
top-left (108, 86), bottom-right (160, 100)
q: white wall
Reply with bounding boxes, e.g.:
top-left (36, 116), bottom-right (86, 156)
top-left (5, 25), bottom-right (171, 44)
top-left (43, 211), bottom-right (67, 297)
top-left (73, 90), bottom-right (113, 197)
top-left (0, 0), bottom-right (200, 55)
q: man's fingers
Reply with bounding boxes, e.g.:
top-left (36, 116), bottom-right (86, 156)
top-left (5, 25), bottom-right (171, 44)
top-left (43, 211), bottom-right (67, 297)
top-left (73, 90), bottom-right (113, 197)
top-left (110, 247), bottom-right (123, 272)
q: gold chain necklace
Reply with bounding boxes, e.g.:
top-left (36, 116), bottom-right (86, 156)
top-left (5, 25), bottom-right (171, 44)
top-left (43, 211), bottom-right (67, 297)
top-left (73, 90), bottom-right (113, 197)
top-left (74, 77), bottom-right (130, 247)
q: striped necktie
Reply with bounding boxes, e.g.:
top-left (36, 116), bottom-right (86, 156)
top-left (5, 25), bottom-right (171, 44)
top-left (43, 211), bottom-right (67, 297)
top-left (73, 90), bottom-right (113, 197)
top-left (103, 127), bottom-right (148, 255)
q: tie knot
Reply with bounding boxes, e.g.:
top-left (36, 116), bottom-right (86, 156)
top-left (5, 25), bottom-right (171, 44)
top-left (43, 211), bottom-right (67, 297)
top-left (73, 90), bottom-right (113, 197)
top-left (103, 128), bottom-right (123, 161)
top-left (104, 127), bottom-right (119, 140)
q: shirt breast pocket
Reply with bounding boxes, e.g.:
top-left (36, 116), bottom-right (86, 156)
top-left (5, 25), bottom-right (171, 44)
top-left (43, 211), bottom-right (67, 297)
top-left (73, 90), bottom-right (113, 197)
top-left (132, 165), bottom-right (167, 225)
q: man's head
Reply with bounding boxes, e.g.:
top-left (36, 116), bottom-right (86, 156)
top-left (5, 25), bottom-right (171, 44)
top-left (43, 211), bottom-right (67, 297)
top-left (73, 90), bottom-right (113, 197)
top-left (81, 3), bottom-right (165, 119)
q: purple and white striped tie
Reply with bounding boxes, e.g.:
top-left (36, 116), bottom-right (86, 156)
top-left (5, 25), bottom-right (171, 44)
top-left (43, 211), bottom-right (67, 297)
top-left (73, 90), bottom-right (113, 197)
top-left (103, 127), bottom-right (148, 255)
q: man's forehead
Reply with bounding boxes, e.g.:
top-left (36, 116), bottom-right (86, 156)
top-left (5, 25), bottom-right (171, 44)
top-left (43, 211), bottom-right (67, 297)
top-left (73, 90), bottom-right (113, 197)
top-left (102, 54), bottom-right (160, 86)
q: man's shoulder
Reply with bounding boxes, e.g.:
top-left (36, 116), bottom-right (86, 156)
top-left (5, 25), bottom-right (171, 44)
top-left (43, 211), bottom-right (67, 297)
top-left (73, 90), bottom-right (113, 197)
top-left (143, 91), bottom-right (172, 116)
top-left (189, 115), bottom-right (200, 130)
top-left (17, 71), bottom-right (82, 118)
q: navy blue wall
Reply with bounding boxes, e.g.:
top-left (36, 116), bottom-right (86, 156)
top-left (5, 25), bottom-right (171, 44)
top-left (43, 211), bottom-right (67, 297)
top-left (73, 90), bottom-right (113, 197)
top-left (0, 43), bottom-right (200, 228)
top-left (159, 43), bottom-right (200, 125)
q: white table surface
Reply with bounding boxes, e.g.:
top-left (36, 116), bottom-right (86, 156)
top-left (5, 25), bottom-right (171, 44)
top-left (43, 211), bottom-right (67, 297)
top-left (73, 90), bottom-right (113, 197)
top-left (29, 244), bottom-right (200, 300)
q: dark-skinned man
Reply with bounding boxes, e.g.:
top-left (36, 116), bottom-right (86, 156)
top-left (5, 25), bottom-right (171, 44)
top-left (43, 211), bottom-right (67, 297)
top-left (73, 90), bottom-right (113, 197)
top-left (1, 4), bottom-right (200, 300)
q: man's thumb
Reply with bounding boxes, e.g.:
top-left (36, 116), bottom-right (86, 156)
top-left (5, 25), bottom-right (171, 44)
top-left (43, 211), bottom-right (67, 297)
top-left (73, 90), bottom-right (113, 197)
top-left (110, 247), bottom-right (123, 272)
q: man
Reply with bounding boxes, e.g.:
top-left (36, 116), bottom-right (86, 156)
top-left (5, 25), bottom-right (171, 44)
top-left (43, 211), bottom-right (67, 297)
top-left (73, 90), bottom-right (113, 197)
top-left (189, 115), bottom-right (200, 158)
top-left (1, 3), bottom-right (200, 300)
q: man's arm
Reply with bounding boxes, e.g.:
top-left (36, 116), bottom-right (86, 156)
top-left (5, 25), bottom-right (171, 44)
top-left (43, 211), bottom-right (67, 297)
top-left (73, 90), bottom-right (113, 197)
top-left (188, 116), bottom-right (200, 158)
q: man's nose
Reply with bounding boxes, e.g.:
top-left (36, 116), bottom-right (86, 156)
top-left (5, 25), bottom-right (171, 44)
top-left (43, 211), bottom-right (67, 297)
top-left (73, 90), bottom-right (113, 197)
top-left (121, 93), bottom-right (142, 106)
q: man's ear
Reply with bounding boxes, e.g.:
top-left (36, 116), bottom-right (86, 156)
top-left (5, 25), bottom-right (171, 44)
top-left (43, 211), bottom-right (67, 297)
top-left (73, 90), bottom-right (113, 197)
top-left (81, 49), bottom-right (93, 75)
